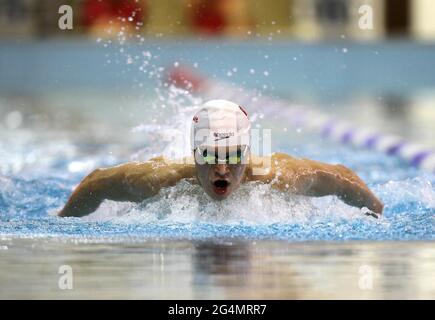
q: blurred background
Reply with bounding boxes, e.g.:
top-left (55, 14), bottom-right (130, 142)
top-left (0, 0), bottom-right (434, 155)
top-left (1, 0), bottom-right (435, 40)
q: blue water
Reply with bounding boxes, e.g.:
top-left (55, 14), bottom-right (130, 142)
top-left (0, 40), bottom-right (434, 242)
top-left (1, 123), bottom-right (433, 242)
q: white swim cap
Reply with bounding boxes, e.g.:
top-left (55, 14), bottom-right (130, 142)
top-left (191, 99), bottom-right (251, 151)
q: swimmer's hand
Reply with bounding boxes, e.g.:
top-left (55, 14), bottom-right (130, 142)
top-left (249, 153), bottom-right (384, 215)
top-left (58, 156), bottom-right (195, 217)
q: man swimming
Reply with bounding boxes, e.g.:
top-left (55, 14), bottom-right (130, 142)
top-left (59, 99), bottom-right (383, 217)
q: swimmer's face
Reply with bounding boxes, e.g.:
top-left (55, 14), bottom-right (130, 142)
top-left (194, 146), bottom-right (249, 200)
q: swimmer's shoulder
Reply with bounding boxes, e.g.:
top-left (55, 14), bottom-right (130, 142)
top-left (270, 153), bottom-right (338, 173)
top-left (119, 155), bottom-right (195, 167)
top-left (99, 156), bottom-right (195, 176)
top-left (247, 152), bottom-right (314, 182)
top-left (249, 152), bottom-right (300, 168)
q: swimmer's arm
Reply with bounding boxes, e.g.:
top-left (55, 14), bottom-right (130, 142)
top-left (58, 156), bottom-right (195, 217)
top-left (249, 153), bottom-right (384, 215)
top-left (301, 163), bottom-right (384, 215)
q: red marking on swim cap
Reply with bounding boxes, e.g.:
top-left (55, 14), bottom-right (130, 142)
top-left (239, 105), bottom-right (248, 118)
top-left (193, 115), bottom-right (199, 123)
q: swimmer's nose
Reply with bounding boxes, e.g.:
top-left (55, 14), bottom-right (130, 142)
top-left (214, 164), bottom-right (229, 178)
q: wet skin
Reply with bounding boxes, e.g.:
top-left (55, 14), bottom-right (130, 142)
top-left (58, 148), bottom-right (384, 218)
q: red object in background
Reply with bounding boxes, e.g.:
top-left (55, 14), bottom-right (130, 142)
top-left (190, 0), bottom-right (226, 35)
top-left (168, 66), bottom-right (207, 92)
top-left (82, 0), bottom-right (146, 27)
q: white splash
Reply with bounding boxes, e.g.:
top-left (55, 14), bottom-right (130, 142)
top-left (85, 180), bottom-right (367, 225)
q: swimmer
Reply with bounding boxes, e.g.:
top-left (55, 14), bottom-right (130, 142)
top-left (59, 99), bottom-right (383, 218)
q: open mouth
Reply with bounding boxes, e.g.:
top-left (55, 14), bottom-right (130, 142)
top-left (212, 179), bottom-right (230, 195)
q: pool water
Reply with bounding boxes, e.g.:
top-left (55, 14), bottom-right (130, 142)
top-left (0, 41), bottom-right (434, 299)
top-left (0, 90), bottom-right (434, 242)
top-left (0, 90), bottom-right (434, 299)
top-left (0, 239), bottom-right (433, 299)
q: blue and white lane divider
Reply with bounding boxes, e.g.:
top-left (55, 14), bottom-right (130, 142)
top-left (169, 67), bottom-right (435, 173)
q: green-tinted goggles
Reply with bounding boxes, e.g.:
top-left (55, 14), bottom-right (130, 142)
top-left (195, 147), bottom-right (248, 165)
